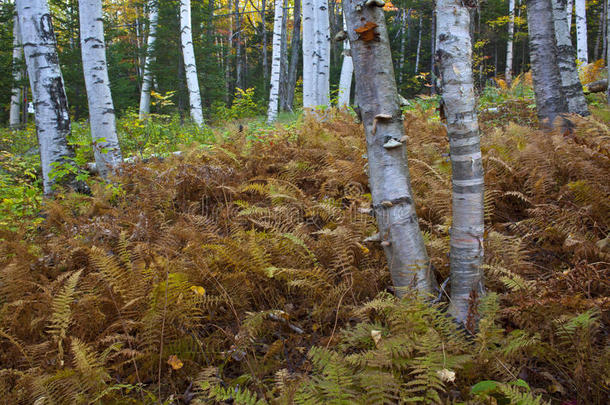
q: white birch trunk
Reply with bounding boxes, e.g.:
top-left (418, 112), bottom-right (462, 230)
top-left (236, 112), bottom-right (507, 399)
top-left (17, 0), bottom-right (78, 195)
top-left (506, 0), bottom-right (515, 84)
top-left (551, 0), bottom-right (589, 116)
top-left (314, 0), bottom-right (330, 106)
top-left (566, 0), bottom-right (573, 19)
top-left (302, 0), bottom-right (316, 108)
top-left (344, 0), bottom-right (438, 296)
top-left (180, 0), bottom-right (204, 126)
top-left (139, 0), bottom-right (159, 119)
top-left (337, 17), bottom-right (353, 106)
top-left (436, 0), bottom-right (485, 326)
top-left (398, 9), bottom-right (407, 85)
top-left (575, 0), bottom-right (588, 62)
top-left (267, 0), bottom-right (284, 123)
top-left (10, 15), bottom-right (22, 128)
top-left (414, 14), bottom-right (422, 73)
top-left (79, 0), bottom-right (122, 179)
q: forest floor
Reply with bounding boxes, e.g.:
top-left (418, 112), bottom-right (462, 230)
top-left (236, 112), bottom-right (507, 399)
top-left (0, 94), bottom-right (609, 404)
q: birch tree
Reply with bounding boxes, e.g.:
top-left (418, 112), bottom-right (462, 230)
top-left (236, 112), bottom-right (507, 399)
top-left (314, 0), bottom-right (330, 106)
top-left (79, 0), bottom-right (122, 178)
top-left (17, 0), bottom-right (80, 195)
top-left (551, 0), bottom-right (589, 116)
top-left (284, 0), bottom-right (301, 111)
top-left (267, 0), bottom-right (284, 123)
top-left (436, 0), bottom-right (485, 326)
top-left (10, 15), bottom-right (22, 128)
top-left (139, 0), bottom-right (159, 119)
top-left (180, 0), bottom-right (204, 126)
top-left (337, 17), bottom-right (353, 106)
top-left (608, 0), bottom-right (610, 104)
top-left (527, 0), bottom-right (568, 127)
top-left (575, 0), bottom-right (588, 62)
top-left (506, 0), bottom-right (515, 84)
top-left (302, 0), bottom-right (316, 108)
top-left (343, 0), bottom-right (438, 296)
top-left (414, 14), bottom-right (422, 73)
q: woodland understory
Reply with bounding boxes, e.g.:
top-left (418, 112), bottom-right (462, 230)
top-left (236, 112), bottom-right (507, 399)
top-left (0, 98), bottom-right (609, 404)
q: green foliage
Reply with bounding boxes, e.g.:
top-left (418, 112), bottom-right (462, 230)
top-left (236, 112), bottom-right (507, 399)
top-left (212, 88), bottom-right (265, 123)
top-left (471, 379), bottom-right (547, 405)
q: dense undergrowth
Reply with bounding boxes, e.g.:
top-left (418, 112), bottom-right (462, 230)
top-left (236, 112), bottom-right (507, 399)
top-left (0, 98), bottom-right (609, 403)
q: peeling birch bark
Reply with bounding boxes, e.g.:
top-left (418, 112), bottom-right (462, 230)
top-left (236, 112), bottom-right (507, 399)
top-left (139, 0), bottom-right (159, 119)
top-left (267, 0), bottom-right (284, 123)
top-left (344, 0), bottom-right (438, 296)
top-left (526, 0), bottom-right (568, 128)
top-left (314, 0), bottom-right (330, 106)
top-left (180, 0), bottom-right (204, 126)
top-left (551, 0), bottom-right (589, 116)
top-left (17, 0), bottom-right (79, 195)
top-left (79, 0), bottom-right (123, 179)
top-left (10, 15), bottom-right (23, 128)
top-left (436, 0), bottom-right (485, 326)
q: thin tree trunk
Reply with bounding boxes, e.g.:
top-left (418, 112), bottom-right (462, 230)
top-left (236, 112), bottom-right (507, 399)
top-left (139, 0), bottom-right (159, 119)
top-left (79, 0), bottom-right (123, 178)
top-left (551, 0), bottom-right (589, 116)
top-left (314, 0), bottom-right (330, 106)
top-left (436, 0), bottom-right (485, 327)
top-left (414, 14), bottom-right (422, 73)
top-left (10, 15), bottom-right (22, 128)
top-left (575, 0), bottom-right (588, 62)
top-left (343, 0), bottom-right (438, 296)
top-left (235, 0), bottom-right (243, 90)
top-left (180, 0), bottom-right (204, 125)
top-left (566, 0), bottom-right (573, 19)
top-left (285, 0), bottom-right (301, 110)
top-left (279, 0), bottom-right (290, 110)
top-left (594, 2), bottom-right (606, 60)
top-left (17, 0), bottom-right (79, 195)
top-left (527, 0), bottom-right (568, 127)
top-left (337, 16), bottom-right (353, 106)
top-left (302, 0), bottom-right (316, 108)
top-left (267, 0), bottom-right (283, 123)
top-left (607, 0), bottom-right (609, 104)
top-left (398, 9), bottom-right (407, 85)
top-left (430, 8), bottom-right (436, 94)
top-left (262, 0), bottom-right (269, 83)
top-left (506, 0), bottom-right (515, 84)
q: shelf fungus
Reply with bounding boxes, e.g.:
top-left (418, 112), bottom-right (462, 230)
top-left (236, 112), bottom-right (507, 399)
top-left (372, 113), bottom-right (392, 135)
top-left (365, 0), bottom-right (386, 6)
top-left (380, 200), bottom-right (393, 207)
top-left (380, 240), bottom-right (391, 247)
top-left (383, 138), bottom-right (402, 149)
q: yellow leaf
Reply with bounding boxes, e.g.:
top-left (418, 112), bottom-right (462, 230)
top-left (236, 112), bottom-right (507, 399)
top-left (167, 355), bottom-right (183, 370)
top-left (190, 285), bottom-right (206, 295)
top-left (371, 330), bottom-right (382, 346)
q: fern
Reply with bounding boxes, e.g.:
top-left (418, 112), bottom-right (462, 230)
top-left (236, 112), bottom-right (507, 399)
top-left (47, 269), bottom-right (82, 364)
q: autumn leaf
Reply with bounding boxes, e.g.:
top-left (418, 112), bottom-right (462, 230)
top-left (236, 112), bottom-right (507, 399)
top-left (355, 22), bottom-right (379, 43)
top-left (167, 355), bottom-right (183, 370)
top-left (190, 285), bottom-right (206, 295)
top-left (371, 329), bottom-right (382, 346)
top-left (383, 1), bottom-right (398, 11)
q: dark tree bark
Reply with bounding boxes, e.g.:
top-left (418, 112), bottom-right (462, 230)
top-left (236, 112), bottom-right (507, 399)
top-left (526, 0), bottom-right (568, 128)
top-left (284, 0), bottom-right (301, 111)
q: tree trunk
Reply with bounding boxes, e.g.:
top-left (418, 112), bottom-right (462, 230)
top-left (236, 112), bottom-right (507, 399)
top-left (262, 0), bottom-right (269, 83)
top-left (436, 0), bottom-right (485, 327)
top-left (267, 0), bottom-right (284, 123)
top-left (235, 0), bottom-right (243, 90)
top-left (343, 0), bottom-right (438, 296)
top-left (279, 0), bottom-right (290, 110)
top-left (506, 0), bottom-right (515, 84)
top-left (314, 0), bottom-right (330, 106)
top-left (398, 9), bottom-right (408, 85)
top-left (302, 0), bottom-right (316, 108)
top-left (551, 0), bottom-right (589, 116)
top-left (337, 16), bottom-right (353, 106)
top-left (608, 0), bottom-right (610, 104)
top-left (180, 0), bottom-right (204, 125)
top-left (17, 0), bottom-right (79, 195)
top-left (575, 0), bottom-right (588, 62)
top-left (285, 0), bottom-right (301, 111)
top-left (527, 0), bottom-right (568, 128)
top-left (79, 0), bottom-right (123, 178)
top-left (10, 15), bottom-right (22, 128)
top-left (414, 14), bottom-right (422, 73)
top-left (566, 0), bottom-right (573, 19)
top-left (593, 4), bottom-right (604, 60)
top-left (430, 9), bottom-right (436, 94)
top-left (139, 0), bottom-right (159, 119)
